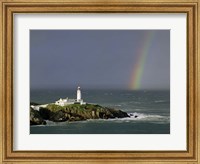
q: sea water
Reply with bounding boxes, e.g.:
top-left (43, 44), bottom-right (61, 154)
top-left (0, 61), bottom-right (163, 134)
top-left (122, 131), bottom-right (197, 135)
top-left (30, 89), bottom-right (170, 134)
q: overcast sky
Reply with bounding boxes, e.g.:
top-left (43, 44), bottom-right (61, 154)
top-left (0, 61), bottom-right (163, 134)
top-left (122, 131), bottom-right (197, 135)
top-left (30, 30), bottom-right (170, 90)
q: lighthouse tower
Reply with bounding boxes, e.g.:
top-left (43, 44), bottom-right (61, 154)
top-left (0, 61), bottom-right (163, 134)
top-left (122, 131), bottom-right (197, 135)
top-left (77, 86), bottom-right (81, 102)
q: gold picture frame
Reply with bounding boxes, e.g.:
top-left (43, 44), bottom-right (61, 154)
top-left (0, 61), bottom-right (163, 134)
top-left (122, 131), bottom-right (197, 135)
top-left (0, 0), bottom-right (199, 163)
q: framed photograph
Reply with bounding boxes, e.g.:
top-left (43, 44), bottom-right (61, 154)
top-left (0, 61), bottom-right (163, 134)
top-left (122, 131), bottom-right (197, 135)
top-left (0, 0), bottom-right (199, 163)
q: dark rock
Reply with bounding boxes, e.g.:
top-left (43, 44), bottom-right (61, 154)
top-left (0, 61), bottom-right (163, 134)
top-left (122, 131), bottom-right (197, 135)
top-left (49, 110), bottom-right (68, 122)
top-left (106, 108), bottom-right (129, 118)
top-left (30, 108), bottom-right (46, 125)
top-left (39, 107), bottom-right (51, 120)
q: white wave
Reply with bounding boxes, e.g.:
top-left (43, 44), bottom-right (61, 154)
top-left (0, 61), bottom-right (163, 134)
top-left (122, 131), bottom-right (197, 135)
top-left (35, 113), bottom-right (170, 126)
top-left (133, 102), bottom-right (141, 104)
top-left (85, 112), bottom-right (169, 123)
top-left (132, 109), bottom-right (142, 111)
top-left (127, 112), bottom-right (169, 121)
top-left (120, 93), bottom-right (132, 96)
top-left (44, 120), bottom-right (68, 126)
top-left (31, 124), bottom-right (46, 127)
top-left (154, 100), bottom-right (167, 103)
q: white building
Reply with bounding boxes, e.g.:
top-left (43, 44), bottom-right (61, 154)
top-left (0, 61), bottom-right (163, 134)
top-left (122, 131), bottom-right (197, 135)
top-left (55, 86), bottom-right (86, 106)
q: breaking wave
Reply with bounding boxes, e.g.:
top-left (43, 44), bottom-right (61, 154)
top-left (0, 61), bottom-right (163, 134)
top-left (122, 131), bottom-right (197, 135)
top-left (154, 100), bottom-right (168, 103)
top-left (34, 112), bottom-right (170, 127)
top-left (127, 112), bottom-right (169, 122)
top-left (84, 112), bottom-right (169, 124)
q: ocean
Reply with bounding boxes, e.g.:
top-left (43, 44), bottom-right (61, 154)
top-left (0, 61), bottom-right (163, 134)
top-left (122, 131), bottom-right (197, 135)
top-left (30, 89), bottom-right (170, 134)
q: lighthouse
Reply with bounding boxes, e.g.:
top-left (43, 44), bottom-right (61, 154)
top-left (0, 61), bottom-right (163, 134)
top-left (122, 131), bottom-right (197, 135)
top-left (55, 86), bottom-right (86, 106)
top-left (77, 86), bottom-right (81, 102)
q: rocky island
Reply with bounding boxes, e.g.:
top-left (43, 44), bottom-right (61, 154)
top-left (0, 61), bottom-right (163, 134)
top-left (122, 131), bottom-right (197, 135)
top-left (30, 87), bottom-right (130, 125)
top-left (30, 103), bottom-right (130, 125)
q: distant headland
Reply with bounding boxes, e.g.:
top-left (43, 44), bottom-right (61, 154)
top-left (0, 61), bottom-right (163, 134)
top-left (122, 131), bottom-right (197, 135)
top-left (30, 86), bottom-right (130, 125)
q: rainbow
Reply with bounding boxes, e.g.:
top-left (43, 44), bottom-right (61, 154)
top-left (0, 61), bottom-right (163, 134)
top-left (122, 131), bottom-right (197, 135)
top-left (129, 31), bottom-right (155, 90)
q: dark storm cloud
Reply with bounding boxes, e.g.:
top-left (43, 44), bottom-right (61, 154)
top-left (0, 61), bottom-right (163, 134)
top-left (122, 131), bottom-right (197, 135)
top-left (30, 30), bottom-right (170, 90)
